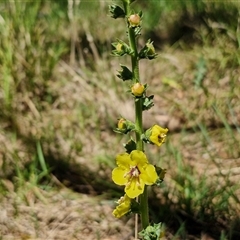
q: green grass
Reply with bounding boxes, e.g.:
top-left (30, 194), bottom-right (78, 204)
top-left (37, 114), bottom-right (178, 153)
top-left (0, 0), bottom-right (240, 239)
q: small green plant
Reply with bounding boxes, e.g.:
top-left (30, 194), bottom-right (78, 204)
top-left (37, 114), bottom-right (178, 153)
top-left (109, 0), bottom-right (168, 239)
top-left (13, 140), bottom-right (50, 205)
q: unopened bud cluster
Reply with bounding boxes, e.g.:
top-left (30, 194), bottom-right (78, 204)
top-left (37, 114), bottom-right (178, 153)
top-left (110, 6), bottom-right (156, 61)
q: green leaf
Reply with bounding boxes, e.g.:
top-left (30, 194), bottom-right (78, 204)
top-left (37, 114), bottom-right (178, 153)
top-left (142, 95), bottom-right (154, 111)
top-left (139, 223), bottom-right (165, 240)
top-left (117, 65), bottom-right (133, 81)
top-left (109, 5), bottom-right (125, 19)
top-left (124, 139), bottom-right (136, 154)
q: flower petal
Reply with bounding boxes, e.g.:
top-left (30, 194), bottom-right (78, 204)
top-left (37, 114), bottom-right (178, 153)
top-left (130, 150), bottom-right (148, 166)
top-left (140, 164), bottom-right (158, 185)
top-left (116, 153), bottom-right (131, 167)
top-left (112, 167), bottom-right (128, 185)
top-left (125, 177), bottom-right (144, 198)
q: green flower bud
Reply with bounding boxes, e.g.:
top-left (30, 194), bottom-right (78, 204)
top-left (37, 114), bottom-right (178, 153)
top-left (139, 39), bottom-right (158, 60)
top-left (146, 41), bottom-right (155, 55)
top-left (128, 14), bottom-right (141, 27)
top-left (115, 118), bottom-right (135, 134)
top-left (112, 40), bottom-right (133, 56)
top-left (131, 83), bottom-right (145, 97)
top-left (118, 118), bottom-right (127, 130)
top-left (116, 43), bottom-right (123, 52)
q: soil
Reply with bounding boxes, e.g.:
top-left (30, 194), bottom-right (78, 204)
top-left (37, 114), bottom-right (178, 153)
top-left (0, 187), bottom-right (135, 240)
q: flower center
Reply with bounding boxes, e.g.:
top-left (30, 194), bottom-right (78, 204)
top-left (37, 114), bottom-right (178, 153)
top-left (124, 165), bottom-right (143, 192)
top-left (130, 166), bottom-right (140, 177)
top-left (158, 133), bottom-right (166, 143)
top-left (124, 165), bottom-right (140, 179)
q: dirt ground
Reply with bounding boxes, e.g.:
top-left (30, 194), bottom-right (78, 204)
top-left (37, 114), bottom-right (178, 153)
top-left (0, 186), bottom-right (136, 240)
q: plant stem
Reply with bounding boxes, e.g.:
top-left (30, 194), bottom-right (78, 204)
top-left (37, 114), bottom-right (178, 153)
top-left (135, 92), bottom-right (149, 230)
top-left (129, 27), bottom-right (140, 83)
top-left (140, 186), bottom-right (149, 229)
top-left (123, 0), bottom-right (139, 83)
top-left (135, 79), bottom-right (149, 230)
top-left (135, 98), bottom-right (143, 151)
top-left (124, 2), bottom-right (149, 230)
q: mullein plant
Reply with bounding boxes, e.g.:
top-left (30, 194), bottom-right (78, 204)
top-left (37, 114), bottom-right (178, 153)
top-left (109, 1), bottom-right (168, 239)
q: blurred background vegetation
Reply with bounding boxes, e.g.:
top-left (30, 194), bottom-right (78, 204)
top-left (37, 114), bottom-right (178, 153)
top-left (0, 0), bottom-right (240, 239)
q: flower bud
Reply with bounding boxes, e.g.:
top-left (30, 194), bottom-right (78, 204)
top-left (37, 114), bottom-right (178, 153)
top-left (116, 43), bottom-right (123, 53)
top-left (131, 83), bottom-right (145, 97)
top-left (116, 118), bottom-right (135, 134)
top-left (128, 14), bottom-right (141, 27)
top-left (118, 118), bottom-right (127, 130)
top-left (139, 39), bottom-right (157, 60)
top-left (112, 40), bottom-right (133, 56)
top-left (146, 41), bottom-right (155, 56)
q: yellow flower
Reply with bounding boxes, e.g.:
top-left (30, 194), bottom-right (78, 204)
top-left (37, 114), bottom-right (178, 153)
top-left (112, 194), bottom-right (131, 218)
top-left (112, 150), bottom-right (158, 198)
top-left (149, 125), bottom-right (168, 147)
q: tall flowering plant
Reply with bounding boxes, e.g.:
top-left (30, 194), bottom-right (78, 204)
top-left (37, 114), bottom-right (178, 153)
top-left (109, 0), bottom-right (168, 239)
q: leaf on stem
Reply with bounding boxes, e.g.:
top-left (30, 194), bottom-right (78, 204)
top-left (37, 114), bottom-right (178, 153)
top-left (123, 138), bottom-right (136, 153)
top-left (109, 4), bottom-right (126, 19)
top-left (117, 65), bottom-right (133, 81)
top-left (142, 95), bottom-right (154, 111)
